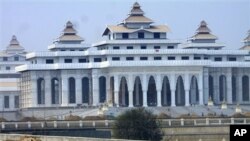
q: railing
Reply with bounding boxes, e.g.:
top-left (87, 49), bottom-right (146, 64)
top-left (1, 118), bottom-right (250, 131)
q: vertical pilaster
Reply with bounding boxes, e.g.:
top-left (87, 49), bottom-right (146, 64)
top-left (236, 74), bottom-right (242, 104)
top-left (199, 73), bottom-right (204, 105)
top-left (142, 74), bottom-right (148, 107)
top-left (128, 75), bottom-right (134, 107)
top-left (213, 73), bottom-right (219, 104)
top-left (184, 73), bottom-right (190, 106)
top-left (75, 77), bottom-right (82, 104)
top-left (31, 77), bottom-right (37, 107)
top-left (106, 76), bottom-right (110, 104)
top-left (45, 76), bottom-right (51, 107)
top-left (185, 90), bottom-right (190, 106)
top-left (92, 74), bottom-right (99, 106)
top-left (156, 74), bottom-right (162, 107)
top-left (170, 73), bottom-right (176, 107)
top-left (61, 76), bottom-right (68, 106)
top-left (226, 69), bottom-right (232, 104)
top-left (203, 68), bottom-right (209, 105)
top-left (114, 75), bottom-right (119, 107)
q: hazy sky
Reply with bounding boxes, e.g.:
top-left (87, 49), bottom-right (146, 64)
top-left (0, 0), bottom-right (249, 52)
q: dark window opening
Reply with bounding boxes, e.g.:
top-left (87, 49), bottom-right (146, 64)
top-left (46, 59), bottom-right (54, 64)
top-left (168, 56), bottom-right (175, 60)
top-left (79, 58), bottom-right (87, 63)
top-left (126, 57), bottom-right (134, 61)
top-left (194, 57), bottom-right (201, 60)
top-left (14, 56), bottom-right (19, 61)
top-left (154, 46), bottom-right (160, 49)
top-left (94, 58), bottom-right (102, 62)
top-left (228, 57), bottom-right (237, 61)
top-left (140, 57), bottom-right (148, 60)
top-left (112, 57), bottom-right (120, 61)
top-left (154, 57), bottom-right (162, 60)
top-left (3, 57), bottom-right (8, 61)
top-left (122, 33), bottom-right (129, 39)
top-left (113, 46), bottom-right (120, 50)
top-left (214, 57), bottom-right (222, 61)
top-left (181, 56), bottom-right (189, 60)
top-left (127, 46), bottom-right (133, 49)
top-left (168, 46), bottom-right (174, 49)
top-left (154, 33), bottom-right (160, 39)
top-left (138, 32), bottom-right (144, 39)
top-left (64, 59), bottom-right (72, 63)
top-left (141, 46), bottom-right (147, 49)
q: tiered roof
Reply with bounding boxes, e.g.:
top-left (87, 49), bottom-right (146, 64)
top-left (55, 21), bottom-right (84, 43)
top-left (5, 35), bottom-right (25, 53)
top-left (190, 20), bottom-right (217, 40)
top-left (102, 2), bottom-right (169, 36)
top-left (240, 30), bottom-right (250, 50)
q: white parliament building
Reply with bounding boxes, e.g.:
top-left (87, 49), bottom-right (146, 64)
top-left (2, 2), bottom-right (250, 110)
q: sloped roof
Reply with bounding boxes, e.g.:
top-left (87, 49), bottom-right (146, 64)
top-left (6, 35), bottom-right (25, 52)
top-left (240, 45), bottom-right (250, 50)
top-left (123, 15), bottom-right (153, 23)
top-left (55, 21), bottom-right (84, 42)
top-left (244, 30), bottom-right (250, 42)
top-left (103, 25), bottom-right (170, 35)
top-left (190, 20), bottom-right (217, 40)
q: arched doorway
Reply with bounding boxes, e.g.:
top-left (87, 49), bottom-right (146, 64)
top-left (209, 75), bottom-right (214, 102)
top-left (82, 77), bottom-right (89, 104)
top-left (161, 76), bottom-right (171, 106)
top-left (219, 75), bottom-right (226, 102)
top-left (119, 77), bottom-right (129, 107)
top-left (99, 76), bottom-right (106, 103)
top-left (176, 76), bottom-right (185, 106)
top-left (37, 78), bottom-right (45, 104)
top-left (133, 76), bottom-right (143, 107)
top-left (147, 76), bottom-right (157, 107)
top-left (51, 78), bottom-right (60, 104)
top-left (190, 76), bottom-right (199, 105)
top-left (242, 75), bottom-right (249, 102)
top-left (68, 77), bottom-right (76, 104)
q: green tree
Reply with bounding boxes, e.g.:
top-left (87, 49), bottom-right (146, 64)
top-left (113, 108), bottom-right (162, 141)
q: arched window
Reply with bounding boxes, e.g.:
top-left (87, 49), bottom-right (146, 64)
top-left (51, 78), bottom-right (60, 104)
top-left (37, 78), bottom-right (45, 104)
top-left (119, 77), bottom-right (129, 107)
top-left (99, 76), bottom-right (106, 103)
top-left (219, 75), bottom-right (227, 102)
top-left (242, 75), bottom-right (249, 102)
top-left (82, 77), bottom-right (89, 103)
top-left (69, 77), bottom-right (76, 104)
top-left (161, 76), bottom-right (171, 106)
top-left (190, 76), bottom-right (199, 105)
top-left (133, 76), bottom-right (143, 107)
top-left (176, 76), bottom-right (185, 106)
top-left (147, 76), bottom-right (157, 107)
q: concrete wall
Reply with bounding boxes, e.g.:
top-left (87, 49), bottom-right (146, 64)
top-left (0, 134), bottom-right (142, 141)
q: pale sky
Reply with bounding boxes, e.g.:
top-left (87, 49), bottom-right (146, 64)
top-left (0, 0), bottom-right (249, 52)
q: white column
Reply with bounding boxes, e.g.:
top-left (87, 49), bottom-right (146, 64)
top-left (185, 90), bottom-right (190, 106)
top-left (128, 75), bottom-right (134, 107)
top-left (156, 74), bottom-right (162, 107)
top-left (75, 77), bottom-right (82, 104)
top-left (236, 74), bottom-right (243, 104)
top-left (45, 76), bottom-right (51, 107)
top-left (9, 95), bottom-right (15, 110)
top-left (31, 77), bottom-right (37, 107)
top-left (170, 73), bottom-right (176, 107)
top-left (106, 76), bottom-right (110, 104)
top-left (92, 75), bottom-right (99, 106)
top-left (226, 71), bottom-right (232, 104)
top-left (213, 73), bottom-right (219, 104)
top-left (128, 90), bottom-right (133, 107)
top-left (199, 73), bottom-right (204, 105)
top-left (61, 76), bottom-right (68, 106)
top-left (0, 95), bottom-right (3, 111)
top-left (203, 68), bottom-right (209, 105)
top-left (184, 73), bottom-right (190, 106)
top-left (114, 75), bottom-right (119, 107)
top-left (142, 75), bottom-right (148, 107)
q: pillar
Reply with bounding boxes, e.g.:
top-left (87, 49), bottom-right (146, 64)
top-left (170, 73), bottom-right (176, 107)
top-left (171, 89), bottom-right (176, 107)
top-left (106, 76), bottom-right (110, 104)
top-left (114, 75), bottom-right (119, 107)
top-left (213, 73), bottom-right (219, 104)
top-left (236, 74), bottom-right (242, 104)
top-left (45, 76), bottom-right (51, 107)
top-left (226, 70), bottom-right (232, 104)
top-left (184, 73), bottom-right (190, 106)
top-left (75, 77), bottom-right (82, 105)
top-left (156, 74), bottom-right (162, 107)
top-left (128, 91), bottom-right (133, 107)
top-left (199, 73), bottom-right (204, 105)
top-left (31, 76), bottom-right (37, 107)
top-left (185, 90), bottom-right (190, 106)
top-left (128, 75), bottom-right (133, 107)
top-left (61, 76), bottom-right (68, 106)
top-left (142, 74), bottom-right (148, 107)
top-left (203, 68), bottom-right (209, 105)
top-left (92, 75), bottom-right (99, 106)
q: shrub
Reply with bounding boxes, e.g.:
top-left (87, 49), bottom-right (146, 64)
top-left (113, 108), bottom-right (162, 141)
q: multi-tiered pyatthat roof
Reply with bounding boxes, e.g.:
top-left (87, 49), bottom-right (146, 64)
top-left (54, 21), bottom-right (84, 44)
top-left (190, 20), bottom-right (218, 42)
top-left (102, 2), bottom-right (170, 38)
top-left (240, 30), bottom-right (250, 50)
top-left (5, 35), bottom-right (25, 54)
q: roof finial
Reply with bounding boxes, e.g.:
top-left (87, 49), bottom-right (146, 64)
top-left (10, 35), bottom-right (20, 45)
top-left (196, 20), bottom-right (211, 34)
top-left (129, 2), bottom-right (144, 16)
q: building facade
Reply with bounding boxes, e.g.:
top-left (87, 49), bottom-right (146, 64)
top-left (0, 36), bottom-right (27, 111)
top-left (16, 2), bottom-right (250, 109)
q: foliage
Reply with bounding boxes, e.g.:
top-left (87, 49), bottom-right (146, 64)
top-left (83, 115), bottom-right (105, 120)
top-left (0, 117), bottom-right (7, 122)
top-left (20, 116), bottom-right (41, 122)
top-left (113, 108), bottom-right (163, 141)
top-left (65, 115), bottom-right (82, 121)
top-left (157, 112), bottom-right (171, 119)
